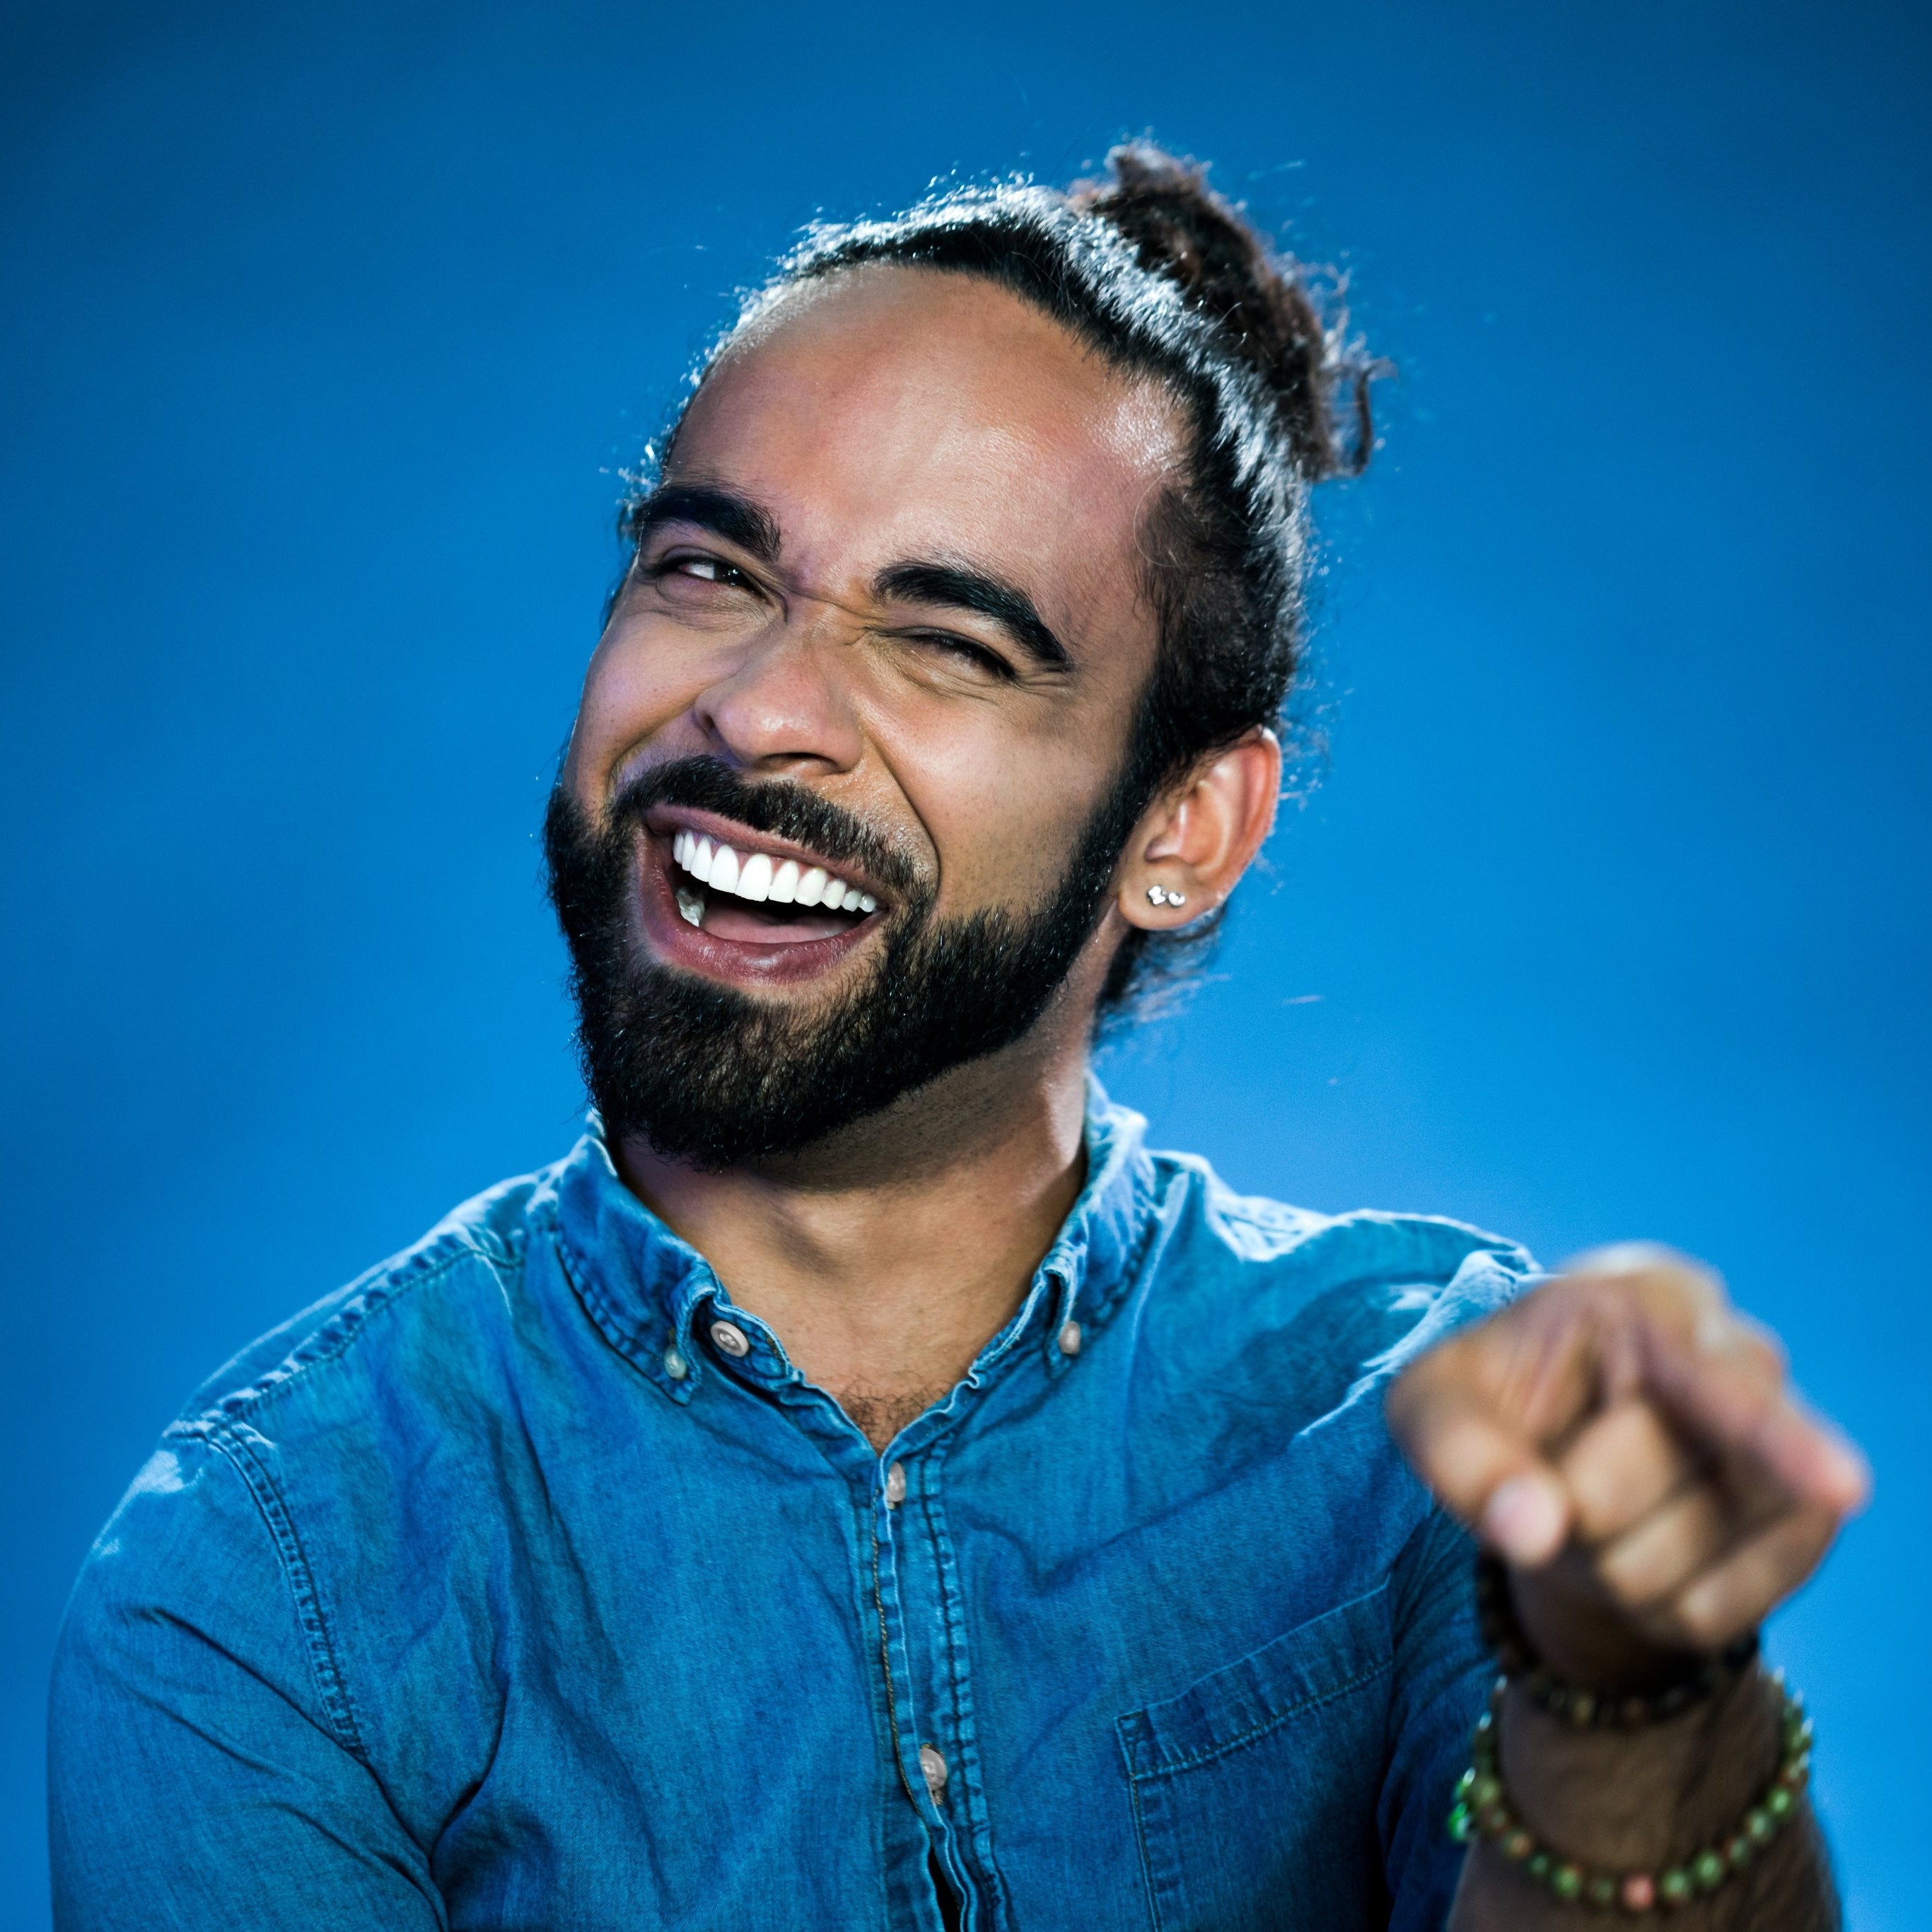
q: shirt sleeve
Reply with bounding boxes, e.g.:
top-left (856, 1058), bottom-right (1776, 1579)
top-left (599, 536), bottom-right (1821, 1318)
top-left (1378, 1500), bottom-right (1489, 1932)
top-left (47, 1428), bottom-right (443, 1931)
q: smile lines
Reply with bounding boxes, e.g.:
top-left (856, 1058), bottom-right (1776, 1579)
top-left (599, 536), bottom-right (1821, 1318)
top-left (671, 830), bottom-right (877, 914)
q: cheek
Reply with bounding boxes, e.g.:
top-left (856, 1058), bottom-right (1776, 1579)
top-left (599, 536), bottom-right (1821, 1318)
top-left (871, 697), bottom-right (1124, 911)
top-left (565, 625), bottom-right (699, 803)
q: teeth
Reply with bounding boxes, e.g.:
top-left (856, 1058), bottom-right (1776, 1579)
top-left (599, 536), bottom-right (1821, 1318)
top-left (670, 834), bottom-right (876, 916)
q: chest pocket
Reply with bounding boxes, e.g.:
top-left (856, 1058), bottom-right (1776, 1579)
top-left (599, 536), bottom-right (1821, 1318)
top-left (1116, 1584), bottom-right (1394, 1932)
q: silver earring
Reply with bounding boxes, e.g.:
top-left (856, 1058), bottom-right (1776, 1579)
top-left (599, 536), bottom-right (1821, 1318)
top-left (1147, 884), bottom-right (1187, 908)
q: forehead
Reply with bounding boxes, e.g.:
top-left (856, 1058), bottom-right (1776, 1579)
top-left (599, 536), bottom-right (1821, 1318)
top-left (667, 267), bottom-right (1183, 619)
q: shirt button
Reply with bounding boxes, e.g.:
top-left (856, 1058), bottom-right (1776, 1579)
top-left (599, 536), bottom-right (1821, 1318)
top-left (663, 1346), bottom-right (688, 1380)
top-left (709, 1320), bottom-right (751, 1358)
top-left (1057, 1320), bottom-right (1082, 1357)
top-left (918, 1744), bottom-right (948, 1802)
top-left (884, 1461), bottom-right (907, 1508)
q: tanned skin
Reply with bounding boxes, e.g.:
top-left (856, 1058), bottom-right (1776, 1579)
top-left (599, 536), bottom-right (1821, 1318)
top-left (1391, 1254), bottom-right (1865, 1928)
top-left (560, 265), bottom-right (1868, 1924)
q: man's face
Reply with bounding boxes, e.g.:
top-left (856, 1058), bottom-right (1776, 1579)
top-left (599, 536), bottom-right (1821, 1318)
top-left (550, 267), bottom-right (1184, 1164)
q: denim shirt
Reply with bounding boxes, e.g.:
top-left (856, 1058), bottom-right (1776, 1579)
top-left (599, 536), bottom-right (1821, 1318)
top-left (50, 1090), bottom-right (1533, 1931)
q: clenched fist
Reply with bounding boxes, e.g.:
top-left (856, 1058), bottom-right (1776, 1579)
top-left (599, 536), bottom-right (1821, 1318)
top-left (1388, 1245), bottom-right (1870, 1687)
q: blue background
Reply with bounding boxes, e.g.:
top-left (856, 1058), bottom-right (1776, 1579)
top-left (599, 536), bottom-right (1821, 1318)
top-left (2, 1), bottom-right (1926, 1924)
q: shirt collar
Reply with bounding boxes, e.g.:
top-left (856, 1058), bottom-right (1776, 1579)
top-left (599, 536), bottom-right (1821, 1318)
top-left (549, 1076), bottom-right (1159, 1407)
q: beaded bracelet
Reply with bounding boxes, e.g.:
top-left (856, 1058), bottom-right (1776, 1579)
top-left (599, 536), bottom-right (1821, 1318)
top-left (1448, 1672), bottom-right (1812, 1911)
top-left (1475, 1554), bottom-right (1759, 1728)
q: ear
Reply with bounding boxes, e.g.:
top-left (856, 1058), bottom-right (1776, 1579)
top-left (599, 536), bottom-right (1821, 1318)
top-left (1117, 728), bottom-right (1281, 932)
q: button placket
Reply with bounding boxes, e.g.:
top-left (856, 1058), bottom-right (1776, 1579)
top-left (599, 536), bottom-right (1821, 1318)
top-left (1035, 1259), bottom-right (1086, 1379)
top-left (701, 1308), bottom-right (796, 1387)
top-left (709, 1319), bottom-right (750, 1358)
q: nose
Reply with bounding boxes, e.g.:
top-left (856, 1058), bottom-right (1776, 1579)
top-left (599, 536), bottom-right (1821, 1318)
top-left (693, 611), bottom-right (865, 778)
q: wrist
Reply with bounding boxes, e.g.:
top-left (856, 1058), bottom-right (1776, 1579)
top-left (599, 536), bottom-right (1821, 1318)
top-left (1498, 1663), bottom-right (1787, 1874)
top-left (1486, 1554), bottom-right (1758, 1711)
top-left (1452, 1665), bottom-right (1815, 1913)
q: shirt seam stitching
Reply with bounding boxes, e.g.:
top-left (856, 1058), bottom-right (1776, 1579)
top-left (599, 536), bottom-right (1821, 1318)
top-left (1123, 1655), bottom-right (1395, 1783)
top-left (917, 1431), bottom-right (1018, 1928)
top-left (198, 1424), bottom-right (370, 1762)
top-left (1123, 1767), bottom-right (1171, 1932)
top-left (178, 1238), bottom-right (521, 1433)
top-left (551, 1210), bottom-right (678, 1387)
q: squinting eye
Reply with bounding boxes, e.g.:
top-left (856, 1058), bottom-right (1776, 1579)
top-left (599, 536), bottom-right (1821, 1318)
top-left (653, 551), bottom-right (751, 589)
top-left (914, 632), bottom-right (1016, 681)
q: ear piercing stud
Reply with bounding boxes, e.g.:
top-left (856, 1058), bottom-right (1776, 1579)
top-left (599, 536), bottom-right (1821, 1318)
top-left (1147, 884), bottom-right (1187, 908)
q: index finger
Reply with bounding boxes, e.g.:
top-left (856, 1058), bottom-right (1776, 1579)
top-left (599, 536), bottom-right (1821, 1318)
top-left (1560, 1246), bottom-right (1870, 1516)
top-left (1640, 1320), bottom-right (1870, 1517)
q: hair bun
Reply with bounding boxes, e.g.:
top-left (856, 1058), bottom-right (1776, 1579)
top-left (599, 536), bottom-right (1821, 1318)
top-left (1071, 143), bottom-right (1374, 480)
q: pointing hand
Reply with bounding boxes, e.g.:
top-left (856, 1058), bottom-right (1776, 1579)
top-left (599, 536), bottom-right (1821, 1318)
top-left (1387, 1247), bottom-right (1869, 1684)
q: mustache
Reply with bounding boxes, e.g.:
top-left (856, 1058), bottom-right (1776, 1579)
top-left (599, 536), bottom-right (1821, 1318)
top-left (607, 755), bottom-right (924, 897)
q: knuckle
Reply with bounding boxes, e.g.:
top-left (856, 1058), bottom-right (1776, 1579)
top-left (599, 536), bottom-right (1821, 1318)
top-left (1565, 1242), bottom-right (1726, 1313)
top-left (1670, 1588), bottom-right (1735, 1650)
top-left (1591, 1556), bottom-right (1657, 1615)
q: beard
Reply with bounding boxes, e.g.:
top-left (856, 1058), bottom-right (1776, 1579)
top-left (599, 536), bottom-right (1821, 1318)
top-left (542, 755), bottom-right (1141, 1169)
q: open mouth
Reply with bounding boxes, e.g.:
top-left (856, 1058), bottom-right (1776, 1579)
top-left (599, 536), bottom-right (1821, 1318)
top-left (659, 825), bottom-right (880, 946)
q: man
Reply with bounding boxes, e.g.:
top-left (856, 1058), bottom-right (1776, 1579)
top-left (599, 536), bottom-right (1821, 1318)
top-left (50, 149), bottom-right (1866, 1929)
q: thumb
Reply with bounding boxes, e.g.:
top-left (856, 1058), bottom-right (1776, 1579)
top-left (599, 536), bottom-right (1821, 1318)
top-left (1386, 1368), bottom-right (1573, 1566)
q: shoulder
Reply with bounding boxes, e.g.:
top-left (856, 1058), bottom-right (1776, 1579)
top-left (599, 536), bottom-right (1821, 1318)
top-left (1154, 1146), bottom-right (1534, 1305)
top-left (58, 1158), bottom-right (585, 1754)
top-left (62, 1161), bottom-right (574, 1688)
top-left (172, 1163), bottom-right (561, 1440)
top-left (1131, 1145), bottom-right (1539, 1402)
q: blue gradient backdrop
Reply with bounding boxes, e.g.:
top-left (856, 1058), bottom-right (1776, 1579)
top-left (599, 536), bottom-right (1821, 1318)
top-left (3, 3), bottom-right (1926, 1924)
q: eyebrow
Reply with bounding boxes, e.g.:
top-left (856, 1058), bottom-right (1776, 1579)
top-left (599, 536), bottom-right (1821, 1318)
top-left (873, 560), bottom-right (1072, 671)
top-left (627, 488), bottom-right (1071, 672)
top-left (625, 483), bottom-right (782, 564)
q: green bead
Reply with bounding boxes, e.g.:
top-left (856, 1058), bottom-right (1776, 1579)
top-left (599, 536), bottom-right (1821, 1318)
top-left (1746, 1806), bottom-right (1775, 1844)
top-left (1551, 1863), bottom-right (1583, 1900)
top-left (1766, 1786), bottom-right (1796, 1821)
top-left (1587, 1875), bottom-right (1618, 1907)
top-left (1693, 1851), bottom-right (1726, 1891)
top-left (1448, 1803), bottom-right (1472, 1844)
top-left (1470, 1774), bottom-right (1502, 1811)
top-left (1727, 1834), bottom-right (1754, 1870)
top-left (1527, 1851), bottom-right (1552, 1881)
top-left (1659, 1868), bottom-right (1694, 1905)
top-left (1455, 1768), bottom-right (1474, 1797)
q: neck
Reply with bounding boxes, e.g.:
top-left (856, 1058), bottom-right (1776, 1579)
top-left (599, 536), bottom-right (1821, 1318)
top-left (617, 1016), bottom-right (1093, 1452)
